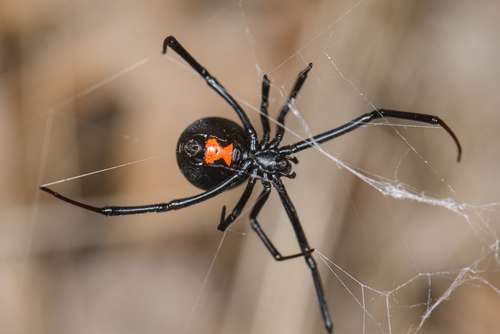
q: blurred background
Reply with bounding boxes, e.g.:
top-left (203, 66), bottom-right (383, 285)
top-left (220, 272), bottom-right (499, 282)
top-left (1, 0), bottom-right (499, 333)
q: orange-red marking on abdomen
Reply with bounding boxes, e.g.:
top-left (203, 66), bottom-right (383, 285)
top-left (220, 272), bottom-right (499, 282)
top-left (204, 138), bottom-right (234, 166)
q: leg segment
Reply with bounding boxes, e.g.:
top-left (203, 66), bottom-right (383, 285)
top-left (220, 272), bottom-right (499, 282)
top-left (217, 177), bottom-right (257, 231)
top-left (281, 109), bottom-right (462, 162)
top-left (272, 176), bottom-right (334, 333)
top-left (40, 161), bottom-right (252, 216)
top-left (269, 63), bottom-right (313, 148)
top-left (163, 36), bottom-right (258, 150)
top-left (260, 75), bottom-right (271, 146)
top-left (250, 181), bottom-right (314, 261)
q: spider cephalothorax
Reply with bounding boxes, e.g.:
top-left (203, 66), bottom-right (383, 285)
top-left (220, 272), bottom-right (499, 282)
top-left (40, 36), bottom-right (462, 333)
top-left (249, 148), bottom-right (298, 178)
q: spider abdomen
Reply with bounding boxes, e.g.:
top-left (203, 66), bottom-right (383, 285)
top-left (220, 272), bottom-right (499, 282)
top-left (176, 117), bottom-right (250, 190)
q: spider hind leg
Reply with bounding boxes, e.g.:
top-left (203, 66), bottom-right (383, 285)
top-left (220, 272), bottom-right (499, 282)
top-left (272, 176), bottom-right (334, 333)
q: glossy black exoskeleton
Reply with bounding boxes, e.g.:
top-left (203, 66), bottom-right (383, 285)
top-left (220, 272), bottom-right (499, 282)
top-left (176, 117), bottom-right (249, 189)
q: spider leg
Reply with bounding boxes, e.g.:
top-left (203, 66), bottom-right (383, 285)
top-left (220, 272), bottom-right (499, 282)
top-left (269, 63), bottom-right (313, 148)
top-left (281, 109), bottom-right (462, 162)
top-left (217, 177), bottom-right (257, 231)
top-left (272, 176), bottom-right (334, 334)
top-left (162, 36), bottom-right (258, 151)
top-left (40, 161), bottom-right (252, 216)
top-left (250, 181), bottom-right (315, 261)
top-left (260, 74), bottom-right (271, 146)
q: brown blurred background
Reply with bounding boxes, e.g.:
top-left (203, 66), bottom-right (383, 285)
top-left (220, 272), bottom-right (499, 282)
top-left (1, 0), bottom-right (500, 333)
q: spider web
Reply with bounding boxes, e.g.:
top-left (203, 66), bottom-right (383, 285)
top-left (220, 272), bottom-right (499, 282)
top-left (11, 0), bottom-right (500, 334)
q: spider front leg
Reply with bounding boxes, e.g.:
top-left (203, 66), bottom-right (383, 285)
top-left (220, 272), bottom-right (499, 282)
top-left (162, 36), bottom-right (258, 150)
top-left (272, 176), bottom-right (334, 333)
top-left (282, 109), bottom-right (462, 162)
top-left (260, 74), bottom-right (271, 146)
top-left (269, 63), bottom-right (313, 148)
top-left (250, 181), bottom-right (314, 261)
top-left (40, 162), bottom-right (252, 216)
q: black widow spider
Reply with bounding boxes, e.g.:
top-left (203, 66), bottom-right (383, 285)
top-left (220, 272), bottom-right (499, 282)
top-left (40, 36), bottom-right (462, 333)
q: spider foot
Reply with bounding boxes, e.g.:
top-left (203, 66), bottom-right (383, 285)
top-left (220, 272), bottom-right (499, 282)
top-left (217, 205), bottom-right (229, 231)
top-left (286, 156), bottom-right (299, 164)
top-left (275, 248), bottom-right (314, 261)
top-left (299, 63), bottom-right (313, 78)
top-left (281, 171), bottom-right (297, 179)
top-left (162, 35), bottom-right (177, 54)
top-left (217, 204), bottom-right (240, 231)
